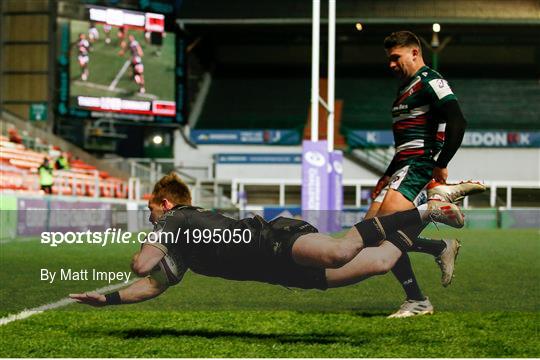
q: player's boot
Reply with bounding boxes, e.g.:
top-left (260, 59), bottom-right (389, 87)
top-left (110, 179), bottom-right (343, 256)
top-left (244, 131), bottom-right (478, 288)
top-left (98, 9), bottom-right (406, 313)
top-left (436, 239), bottom-right (461, 287)
top-left (427, 200), bottom-right (465, 228)
top-left (427, 180), bottom-right (486, 203)
top-left (387, 297), bottom-right (434, 318)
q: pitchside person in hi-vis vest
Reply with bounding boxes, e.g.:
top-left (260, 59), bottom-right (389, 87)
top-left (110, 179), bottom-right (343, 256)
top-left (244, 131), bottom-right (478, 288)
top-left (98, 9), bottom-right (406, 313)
top-left (366, 31), bottom-right (485, 318)
top-left (71, 173), bottom-right (482, 308)
top-left (38, 158), bottom-right (54, 194)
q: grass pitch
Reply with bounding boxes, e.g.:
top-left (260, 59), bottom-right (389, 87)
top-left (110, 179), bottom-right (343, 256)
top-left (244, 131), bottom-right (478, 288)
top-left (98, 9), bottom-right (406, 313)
top-left (0, 229), bottom-right (539, 357)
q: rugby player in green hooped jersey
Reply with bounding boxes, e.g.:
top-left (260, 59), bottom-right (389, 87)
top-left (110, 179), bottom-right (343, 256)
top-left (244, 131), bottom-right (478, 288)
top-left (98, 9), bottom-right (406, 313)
top-left (366, 30), bottom-right (484, 318)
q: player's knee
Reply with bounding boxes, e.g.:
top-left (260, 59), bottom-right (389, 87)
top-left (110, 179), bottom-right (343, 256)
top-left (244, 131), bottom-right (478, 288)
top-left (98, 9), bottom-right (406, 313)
top-left (325, 245), bottom-right (352, 268)
top-left (373, 257), bottom-right (394, 275)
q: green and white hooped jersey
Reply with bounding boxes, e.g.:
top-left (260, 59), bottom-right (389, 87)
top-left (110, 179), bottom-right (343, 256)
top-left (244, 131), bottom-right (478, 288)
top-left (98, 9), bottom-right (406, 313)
top-left (391, 66), bottom-right (457, 164)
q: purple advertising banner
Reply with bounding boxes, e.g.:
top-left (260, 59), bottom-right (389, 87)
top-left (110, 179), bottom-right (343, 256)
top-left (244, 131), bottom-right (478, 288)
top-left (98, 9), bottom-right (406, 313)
top-left (327, 150), bottom-right (344, 232)
top-left (328, 150), bottom-right (344, 211)
top-left (301, 140), bottom-right (329, 232)
top-left (17, 198), bottom-right (112, 236)
top-left (301, 140), bottom-right (329, 210)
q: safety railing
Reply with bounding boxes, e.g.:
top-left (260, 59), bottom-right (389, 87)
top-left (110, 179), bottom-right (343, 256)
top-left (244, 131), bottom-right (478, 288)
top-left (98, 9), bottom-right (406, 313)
top-left (230, 178), bottom-right (540, 209)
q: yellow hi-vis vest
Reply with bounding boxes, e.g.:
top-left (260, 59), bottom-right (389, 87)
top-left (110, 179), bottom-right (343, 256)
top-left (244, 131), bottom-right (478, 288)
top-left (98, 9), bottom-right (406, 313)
top-left (38, 165), bottom-right (54, 186)
top-left (57, 156), bottom-right (70, 170)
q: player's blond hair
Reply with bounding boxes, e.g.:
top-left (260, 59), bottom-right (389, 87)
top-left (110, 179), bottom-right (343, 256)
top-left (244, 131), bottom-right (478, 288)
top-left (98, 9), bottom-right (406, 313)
top-left (151, 172), bottom-right (192, 206)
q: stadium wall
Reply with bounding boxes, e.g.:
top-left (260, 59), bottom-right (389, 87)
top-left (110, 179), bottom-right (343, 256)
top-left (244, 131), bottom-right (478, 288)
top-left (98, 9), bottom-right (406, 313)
top-left (215, 155), bottom-right (377, 181)
top-left (174, 134), bottom-right (379, 181)
top-left (0, 193), bottom-right (147, 239)
top-left (448, 148), bottom-right (540, 182)
top-left (175, 131), bottom-right (539, 182)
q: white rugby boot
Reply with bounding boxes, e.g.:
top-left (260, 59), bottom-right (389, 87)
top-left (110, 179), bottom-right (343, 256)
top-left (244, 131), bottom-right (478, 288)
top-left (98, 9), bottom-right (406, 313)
top-left (427, 180), bottom-right (486, 203)
top-left (388, 297), bottom-right (434, 318)
top-left (436, 239), bottom-right (461, 287)
top-left (426, 200), bottom-right (465, 228)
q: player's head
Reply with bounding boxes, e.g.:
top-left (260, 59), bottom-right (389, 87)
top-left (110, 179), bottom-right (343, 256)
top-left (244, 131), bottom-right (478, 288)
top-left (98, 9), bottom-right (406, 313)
top-left (129, 34), bottom-right (135, 42)
top-left (148, 173), bottom-right (192, 224)
top-left (79, 33), bottom-right (86, 40)
top-left (383, 31), bottom-right (424, 80)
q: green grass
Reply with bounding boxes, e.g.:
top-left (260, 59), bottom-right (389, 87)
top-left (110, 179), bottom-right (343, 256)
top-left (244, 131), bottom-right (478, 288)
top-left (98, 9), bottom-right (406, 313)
top-left (0, 229), bottom-right (539, 357)
top-left (1, 311), bottom-right (538, 357)
top-left (69, 20), bottom-right (175, 102)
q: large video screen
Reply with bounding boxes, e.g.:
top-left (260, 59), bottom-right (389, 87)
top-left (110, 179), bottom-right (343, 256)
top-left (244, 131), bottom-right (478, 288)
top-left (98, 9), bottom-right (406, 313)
top-left (69, 6), bottom-right (176, 119)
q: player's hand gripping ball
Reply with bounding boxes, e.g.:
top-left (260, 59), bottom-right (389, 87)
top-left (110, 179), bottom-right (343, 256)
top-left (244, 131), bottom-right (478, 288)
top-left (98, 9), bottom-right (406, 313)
top-left (150, 254), bottom-right (186, 286)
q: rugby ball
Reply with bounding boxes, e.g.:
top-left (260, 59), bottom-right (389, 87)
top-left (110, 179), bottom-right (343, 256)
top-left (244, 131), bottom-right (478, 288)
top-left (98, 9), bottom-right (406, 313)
top-left (150, 253), bottom-right (186, 286)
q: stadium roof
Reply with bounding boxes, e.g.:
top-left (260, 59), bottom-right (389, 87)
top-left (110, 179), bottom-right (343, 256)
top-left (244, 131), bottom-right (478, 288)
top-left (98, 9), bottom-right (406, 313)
top-left (177, 0), bottom-right (540, 25)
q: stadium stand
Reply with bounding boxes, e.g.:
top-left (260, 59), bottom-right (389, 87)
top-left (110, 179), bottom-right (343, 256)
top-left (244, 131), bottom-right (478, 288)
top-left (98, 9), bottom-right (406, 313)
top-left (196, 77), bottom-right (540, 138)
top-left (339, 78), bottom-right (540, 132)
top-left (1, 112), bottom-right (129, 198)
top-left (196, 77), bottom-right (309, 129)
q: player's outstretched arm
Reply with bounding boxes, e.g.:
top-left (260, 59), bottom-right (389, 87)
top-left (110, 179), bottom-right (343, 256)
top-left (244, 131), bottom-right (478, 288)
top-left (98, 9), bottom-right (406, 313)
top-left (69, 276), bottom-right (168, 307)
top-left (131, 243), bottom-right (166, 277)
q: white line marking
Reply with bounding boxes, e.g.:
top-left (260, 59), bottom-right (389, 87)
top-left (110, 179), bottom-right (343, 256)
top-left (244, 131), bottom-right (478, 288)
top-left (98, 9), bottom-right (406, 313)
top-left (108, 60), bottom-right (130, 90)
top-left (74, 80), bottom-right (127, 94)
top-left (0, 280), bottom-right (136, 326)
top-left (0, 237), bottom-right (38, 244)
top-left (74, 80), bottom-right (158, 100)
top-left (137, 93), bottom-right (158, 100)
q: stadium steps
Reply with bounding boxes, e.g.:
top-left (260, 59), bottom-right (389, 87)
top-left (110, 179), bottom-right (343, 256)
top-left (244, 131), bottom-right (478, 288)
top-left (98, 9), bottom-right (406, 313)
top-left (0, 134), bottom-right (129, 198)
top-left (345, 148), bottom-right (393, 176)
top-left (173, 169), bottom-right (235, 209)
top-left (1, 110), bottom-right (129, 180)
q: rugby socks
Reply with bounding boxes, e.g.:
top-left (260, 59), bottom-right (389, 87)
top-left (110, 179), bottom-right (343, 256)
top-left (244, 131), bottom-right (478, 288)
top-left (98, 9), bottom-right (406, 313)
top-left (391, 254), bottom-right (425, 301)
top-left (354, 208), bottom-right (423, 251)
top-left (410, 237), bottom-right (447, 256)
top-left (404, 218), bottom-right (447, 256)
top-left (384, 223), bottom-right (424, 253)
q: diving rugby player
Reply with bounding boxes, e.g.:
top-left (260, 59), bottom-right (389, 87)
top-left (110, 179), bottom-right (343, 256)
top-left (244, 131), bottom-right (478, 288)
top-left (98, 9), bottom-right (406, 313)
top-left (71, 173), bottom-right (466, 307)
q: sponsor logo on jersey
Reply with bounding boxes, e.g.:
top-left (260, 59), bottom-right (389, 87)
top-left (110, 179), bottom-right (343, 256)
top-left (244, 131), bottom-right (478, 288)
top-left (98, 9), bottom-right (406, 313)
top-left (429, 78), bottom-right (454, 100)
top-left (392, 104), bottom-right (409, 112)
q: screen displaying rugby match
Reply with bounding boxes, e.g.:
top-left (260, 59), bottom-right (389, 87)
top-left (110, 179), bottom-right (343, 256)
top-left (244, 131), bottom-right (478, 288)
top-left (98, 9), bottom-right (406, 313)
top-left (69, 6), bottom-right (176, 118)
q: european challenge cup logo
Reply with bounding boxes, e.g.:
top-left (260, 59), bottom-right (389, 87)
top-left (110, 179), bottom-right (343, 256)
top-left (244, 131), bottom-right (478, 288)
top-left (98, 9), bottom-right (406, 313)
top-left (333, 160), bottom-right (343, 174)
top-left (304, 151), bottom-right (326, 167)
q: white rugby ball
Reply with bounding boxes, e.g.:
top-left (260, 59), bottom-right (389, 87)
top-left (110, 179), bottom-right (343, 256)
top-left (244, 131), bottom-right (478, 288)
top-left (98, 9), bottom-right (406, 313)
top-left (150, 254), bottom-right (186, 286)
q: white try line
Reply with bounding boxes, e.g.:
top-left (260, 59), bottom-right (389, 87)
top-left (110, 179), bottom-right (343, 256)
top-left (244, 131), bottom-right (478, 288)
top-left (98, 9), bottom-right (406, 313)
top-left (0, 279), bottom-right (136, 326)
top-left (108, 60), bottom-right (131, 90)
